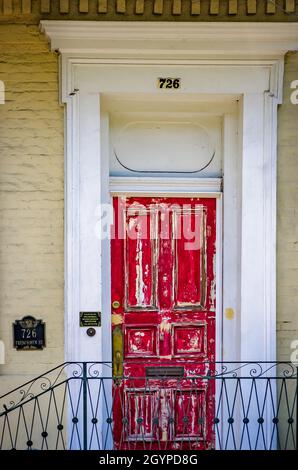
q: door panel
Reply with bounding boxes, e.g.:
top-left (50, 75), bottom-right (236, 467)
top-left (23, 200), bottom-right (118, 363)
top-left (173, 208), bottom-right (205, 308)
top-left (125, 207), bottom-right (157, 309)
top-left (124, 325), bottom-right (158, 358)
top-left (172, 322), bottom-right (207, 358)
top-left (174, 388), bottom-right (206, 441)
top-left (111, 196), bottom-right (216, 449)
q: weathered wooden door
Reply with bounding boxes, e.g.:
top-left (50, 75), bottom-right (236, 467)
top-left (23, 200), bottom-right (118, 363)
top-left (111, 196), bottom-right (216, 449)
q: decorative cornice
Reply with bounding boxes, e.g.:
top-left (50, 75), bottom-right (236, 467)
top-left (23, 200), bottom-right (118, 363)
top-left (40, 21), bottom-right (298, 59)
top-left (1, 1), bottom-right (298, 23)
top-left (40, 21), bottom-right (294, 103)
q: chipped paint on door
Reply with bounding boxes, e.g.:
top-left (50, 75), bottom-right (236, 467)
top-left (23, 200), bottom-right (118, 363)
top-left (111, 196), bottom-right (216, 449)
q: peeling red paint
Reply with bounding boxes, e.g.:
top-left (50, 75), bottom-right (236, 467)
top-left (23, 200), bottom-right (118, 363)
top-left (111, 197), bottom-right (216, 449)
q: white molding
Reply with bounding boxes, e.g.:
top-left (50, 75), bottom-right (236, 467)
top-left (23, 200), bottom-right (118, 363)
top-left (49, 24), bottom-right (282, 366)
top-left (109, 176), bottom-right (222, 195)
top-left (264, 92), bottom-right (277, 364)
top-left (64, 91), bottom-right (80, 362)
top-left (41, 21), bottom-right (298, 57)
top-left (40, 19), bottom-right (288, 448)
top-left (60, 59), bottom-right (283, 107)
top-left (39, 21), bottom-right (296, 105)
top-left (222, 112), bottom-right (241, 363)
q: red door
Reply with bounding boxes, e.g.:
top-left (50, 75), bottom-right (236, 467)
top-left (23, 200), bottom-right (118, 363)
top-left (111, 196), bottom-right (216, 450)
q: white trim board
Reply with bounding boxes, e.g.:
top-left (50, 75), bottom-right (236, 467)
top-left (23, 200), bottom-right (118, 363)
top-left (109, 177), bottom-right (222, 195)
top-left (40, 21), bottom-right (298, 57)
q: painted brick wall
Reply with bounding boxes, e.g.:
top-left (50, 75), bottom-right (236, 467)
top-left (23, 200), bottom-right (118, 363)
top-left (0, 25), bottom-right (64, 386)
top-left (277, 52), bottom-right (298, 362)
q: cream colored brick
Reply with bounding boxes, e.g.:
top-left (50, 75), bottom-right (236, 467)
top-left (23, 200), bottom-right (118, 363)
top-left (277, 50), bottom-right (298, 362)
top-left (0, 25), bottom-right (64, 381)
top-left (0, 72), bottom-right (59, 82)
top-left (0, 63), bottom-right (58, 73)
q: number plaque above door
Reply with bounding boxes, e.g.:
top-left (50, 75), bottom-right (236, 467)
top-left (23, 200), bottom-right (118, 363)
top-left (157, 77), bottom-right (181, 89)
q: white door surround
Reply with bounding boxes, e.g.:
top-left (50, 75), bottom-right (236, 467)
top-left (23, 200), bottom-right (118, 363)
top-left (40, 21), bottom-right (298, 367)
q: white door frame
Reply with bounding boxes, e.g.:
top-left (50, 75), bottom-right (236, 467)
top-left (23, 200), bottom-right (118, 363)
top-left (40, 21), bottom-right (298, 448)
top-left (38, 20), bottom-right (298, 365)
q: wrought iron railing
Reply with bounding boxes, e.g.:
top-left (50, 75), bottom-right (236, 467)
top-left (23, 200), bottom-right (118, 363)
top-left (0, 362), bottom-right (297, 450)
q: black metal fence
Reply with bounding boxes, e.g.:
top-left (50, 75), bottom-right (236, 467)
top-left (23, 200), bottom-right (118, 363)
top-left (0, 362), bottom-right (297, 450)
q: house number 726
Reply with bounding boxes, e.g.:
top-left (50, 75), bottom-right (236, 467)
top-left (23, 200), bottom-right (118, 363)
top-left (158, 78), bottom-right (181, 89)
top-left (21, 328), bottom-right (37, 339)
